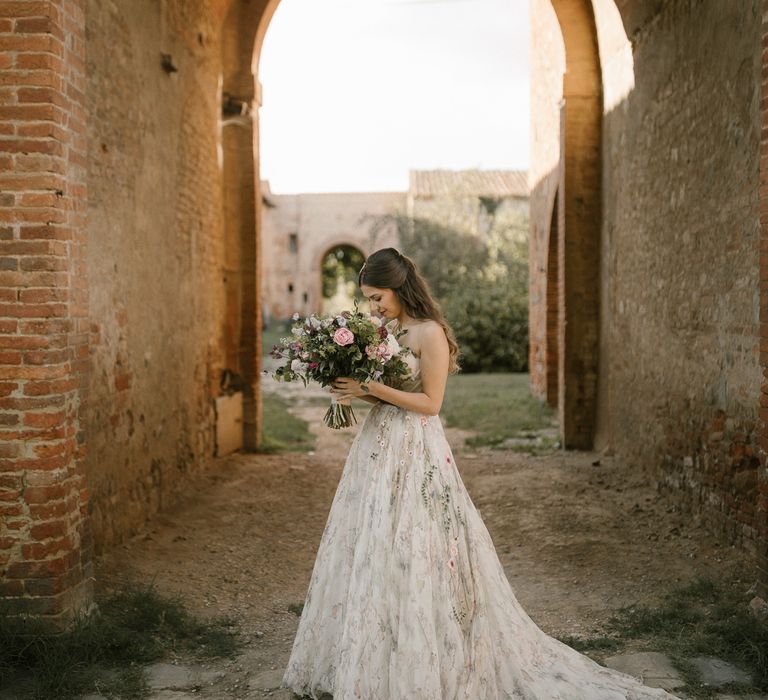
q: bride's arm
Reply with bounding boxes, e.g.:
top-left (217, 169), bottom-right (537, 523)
top-left (365, 324), bottom-right (449, 416)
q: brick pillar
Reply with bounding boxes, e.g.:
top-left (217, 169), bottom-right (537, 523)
top-left (0, 0), bottom-right (94, 623)
top-left (757, 0), bottom-right (768, 599)
top-left (221, 1), bottom-right (265, 452)
top-left (550, 0), bottom-right (603, 450)
top-left (545, 190), bottom-right (559, 409)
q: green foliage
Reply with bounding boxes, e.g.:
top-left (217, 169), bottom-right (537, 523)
top-left (441, 276), bottom-right (528, 373)
top-left (0, 581), bottom-right (241, 700)
top-left (370, 209), bottom-right (529, 372)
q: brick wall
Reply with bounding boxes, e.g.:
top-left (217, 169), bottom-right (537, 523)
top-left (594, 0), bottom-right (762, 561)
top-left (0, 0), bottom-right (267, 621)
top-left (0, 0), bottom-right (94, 621)
top-left (83, 0), bottom-right (230, 551)
top-left (531, 0), bottom-right (765, 588)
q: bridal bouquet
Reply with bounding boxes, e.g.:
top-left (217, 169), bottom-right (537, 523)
top-left (268, 301), bottom-right (412, 429)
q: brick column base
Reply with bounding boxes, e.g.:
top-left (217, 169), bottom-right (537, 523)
top-left (0, 0), bottom-right (94, 624)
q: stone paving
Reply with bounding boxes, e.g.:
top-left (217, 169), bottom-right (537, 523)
top-left (64, 649), bottom-right (767, 700)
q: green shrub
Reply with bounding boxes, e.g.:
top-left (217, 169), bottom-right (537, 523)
top-left (368, 211), bottom-right (529, 372)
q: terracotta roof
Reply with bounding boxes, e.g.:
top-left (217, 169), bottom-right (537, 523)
top-left (409, 169), bottom-right (528, 198)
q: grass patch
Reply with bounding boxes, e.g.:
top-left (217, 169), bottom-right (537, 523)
top-left (555, 634), bottom-right (622, 653)
top-left (442, 372), bottom-right (557, 449)
top-left (262, 321), bottom-right (292, 359)
top-left (604, 574), bottom-right (767, 693)
top-left (556, 574), bottom-right (767, 698)
top-left (258, 392), bottom-right (316, 454)
top-left (0, 580), bottom-right (242, 700)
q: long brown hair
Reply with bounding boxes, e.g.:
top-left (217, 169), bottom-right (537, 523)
top-left (358, 247), bottom-right (461, 374)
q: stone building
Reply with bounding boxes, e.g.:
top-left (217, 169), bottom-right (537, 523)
top-left (260, 169), bottom-right (529, 322)
top-left (1, 0), bottom-right (767, 623)
top-left (407, 169), bottom-right (529, 237)
top-left (259, 181), bottom-right (402, 322)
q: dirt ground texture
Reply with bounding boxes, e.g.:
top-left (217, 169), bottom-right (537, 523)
top-left (94, 381), bottom-right (754, 698)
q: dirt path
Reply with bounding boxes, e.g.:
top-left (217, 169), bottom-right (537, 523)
top-left (93, 378), bottom-right (752, 698)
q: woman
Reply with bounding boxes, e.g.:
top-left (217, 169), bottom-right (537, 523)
top-left (281, 248), bottom-right (679, 699)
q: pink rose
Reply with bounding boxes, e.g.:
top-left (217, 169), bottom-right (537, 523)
top-left (333, 327), bottom-right (355, 346)
top-left (376, 342), bottom-right (392, 362)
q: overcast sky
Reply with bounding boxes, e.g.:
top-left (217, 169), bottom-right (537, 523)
top-left (257, 0), bottom-right (530, 194)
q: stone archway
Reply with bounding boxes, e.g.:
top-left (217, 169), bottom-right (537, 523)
top-left (547, 0), bottom-right (603, 451)
top-left (0, 0), bottom-right (607, 623)
top-left (4, 0), bottom-right (767, 623)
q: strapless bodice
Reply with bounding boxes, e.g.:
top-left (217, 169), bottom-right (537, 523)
top-left (395, 347), bottom-right (422, 393)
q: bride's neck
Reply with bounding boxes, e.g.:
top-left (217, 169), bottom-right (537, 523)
top-left (395, 315), bottom-right (415, 331)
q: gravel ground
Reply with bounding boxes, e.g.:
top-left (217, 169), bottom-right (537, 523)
top-left (92, 377), bottom-right (753, 698)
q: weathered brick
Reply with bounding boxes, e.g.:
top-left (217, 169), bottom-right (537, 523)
top-left (20, 482), bottom-right (68, 505)
top-left (18, 287), bottom-right (67, 302)
top-left (4, 553), bottom-right (69, 580)
top-left (29, 518), bottom-right (68, 541)
top-left (22, 409), bottom-right (66, 428)
top-left (14, 16), bottom-right (61, 36)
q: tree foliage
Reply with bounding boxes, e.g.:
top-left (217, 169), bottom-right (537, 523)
top-left (369, 206), bottom-right (529, 372)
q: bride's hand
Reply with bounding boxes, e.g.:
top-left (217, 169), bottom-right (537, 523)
top-left (330, 377), bottom-right (367, 399)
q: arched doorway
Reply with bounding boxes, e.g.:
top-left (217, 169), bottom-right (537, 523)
top-left (320, 244), bottom-right (366, 316)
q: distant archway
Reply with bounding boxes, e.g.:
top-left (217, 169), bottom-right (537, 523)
top-left (320, 244), bottom-right (366, 316)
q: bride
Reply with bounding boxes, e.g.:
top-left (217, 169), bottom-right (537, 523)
top-left (281, 247), bottom-right (680, 699)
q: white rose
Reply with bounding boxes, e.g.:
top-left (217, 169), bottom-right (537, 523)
top-left (385, 333), bottom-right (401, 355)
top-left (291, 359), bottom-right (306, 373)
top-left (310, 316), bottom-right (322, 330)
top-left (369, 315), bottom-right (382, 328)
top-left (336, 316), bottom-right (347, 327)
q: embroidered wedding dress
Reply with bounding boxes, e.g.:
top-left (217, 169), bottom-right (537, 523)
top-left (281, 347), bottom-right (681, 700)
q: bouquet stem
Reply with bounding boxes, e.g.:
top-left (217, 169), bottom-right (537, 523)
top-left (324, 395), bottom-right (357, 429)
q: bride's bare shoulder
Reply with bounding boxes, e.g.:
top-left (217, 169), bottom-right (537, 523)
top-left (413, 318), bottom-right (440, 329)
top-left (414, 320), bottom-right (447, 345)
